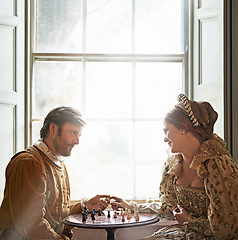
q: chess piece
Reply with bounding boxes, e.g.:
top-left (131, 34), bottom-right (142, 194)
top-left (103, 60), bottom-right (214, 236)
top-left (82, 212), bottom-right (87, 222)
top-left (125, 208), bottom-right (128, 215)
top-left (91, 212), bottom-right (95, 221)
top-left (107, 211), bottom-right (111, 218)
top-left (121, 213), bottom-right (125, 222)
top-left (84, 206), bottom-right (88, 217)
top-left (127, 209), bottom-right (132, 220)
top-left (113, 210), bottom-right (117, 218)
top-left (83, 211), bottom-right (88, 220)
top-left (135, 212), bottom-right (140, 222)
top-left (120, 208), bottom-right (123, 215)
top-left (98, 208), bottom-right (102, 216)
top-left (92, 208), bottom-right (96, 215)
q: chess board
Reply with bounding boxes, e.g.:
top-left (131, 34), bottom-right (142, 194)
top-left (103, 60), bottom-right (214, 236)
top-left (63, 211), bottom-right (159, 229)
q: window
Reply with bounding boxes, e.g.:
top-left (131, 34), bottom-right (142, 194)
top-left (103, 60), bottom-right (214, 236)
top-left (31, 0), bottom-right (187, 200)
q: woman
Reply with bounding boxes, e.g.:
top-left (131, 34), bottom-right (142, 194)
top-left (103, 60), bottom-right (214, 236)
top-left (110, 94), bottom-right (238, 239)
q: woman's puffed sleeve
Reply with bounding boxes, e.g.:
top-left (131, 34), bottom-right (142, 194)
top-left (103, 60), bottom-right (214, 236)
top-left (204, 155), bottom-right (238, 239)
top-left (7, 153), bottom-right (62, 239)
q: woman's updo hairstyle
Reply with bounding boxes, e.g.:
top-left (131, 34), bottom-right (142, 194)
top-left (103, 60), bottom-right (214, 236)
top-left (164, 94), bottom-right (218, 144)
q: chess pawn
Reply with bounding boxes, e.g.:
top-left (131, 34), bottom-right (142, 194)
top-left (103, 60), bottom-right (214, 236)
top-left (98, 208), bottom-right (102, 216)
top-left (121, 213), bottom-right (125, 222)
top-left (84, 206), bottom-right (88, 217)
top-left (107, 211), bottom-right (111, 218)
top-left (92, 208), bottom-right (96, 215)
top-left (91, 212), bottom-right (96, 221)
top-left (135, 212), bottom-right (140, 222)
top-left (82, 212), bottom-right (87, 222)
top-left (113, 210), bottom-right (117, 218)
top-left (125, 208), bottom-right (128, 215)
top-left (134, 211), bottom-right (140, 222)
top-left (120, 208), bottom-right (123, 215)
top-left (127, 209), bottom-right (132, 220)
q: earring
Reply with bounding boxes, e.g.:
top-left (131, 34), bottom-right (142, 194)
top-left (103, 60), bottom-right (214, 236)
top-left (182, 130), bottom-right (185, 134)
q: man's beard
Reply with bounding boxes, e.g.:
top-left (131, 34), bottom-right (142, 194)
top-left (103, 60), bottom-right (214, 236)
top-left (53, 138), bottom-right (72, 157)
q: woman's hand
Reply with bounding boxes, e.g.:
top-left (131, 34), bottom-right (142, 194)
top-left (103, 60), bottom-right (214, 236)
top-left (109, 196), bottom-right (130, 210)
top-left (86, 195), bottom-right (110, 211)
top-left (172, 204), bottom-right (189, 225)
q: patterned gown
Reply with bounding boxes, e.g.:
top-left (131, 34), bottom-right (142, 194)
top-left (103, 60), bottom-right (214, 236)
top-left (139, 134), bottom-right (238, 240)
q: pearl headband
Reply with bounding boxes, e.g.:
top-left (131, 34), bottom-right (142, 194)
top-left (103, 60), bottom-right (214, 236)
top-left (175, 94), bottom-right (200, 127)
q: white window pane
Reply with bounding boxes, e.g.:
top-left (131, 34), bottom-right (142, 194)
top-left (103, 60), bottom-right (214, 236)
top-left (135, 121), bottom-right (167, 162)
top-left (135, 0), bottom-right (182, 54)
top-left (32, 121), bottom-right (43, 142)
top-left (36, 0), bottom-right (83, 53)
top-left (135, 121), bottom-right (168, 199)
top-left (85, 62), bottom-right (132, 119)
top-left (67, 121), bottom-right (134, 200)
top-left (86, 0), bottom-right (132, 53)
top-left (136, 163), bottom-right (164, 199)
top-left (135, 62), bottom-right (183, 119)
top-left (33, 61), bottom-right (83, 118)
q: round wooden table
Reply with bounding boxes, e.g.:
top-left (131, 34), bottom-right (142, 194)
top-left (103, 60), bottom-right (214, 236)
top-left (63, 211), bottom-right (160, 240)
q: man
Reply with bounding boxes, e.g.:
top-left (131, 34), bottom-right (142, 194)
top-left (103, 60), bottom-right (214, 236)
top-left (0, 106), bottom-right (109, 239)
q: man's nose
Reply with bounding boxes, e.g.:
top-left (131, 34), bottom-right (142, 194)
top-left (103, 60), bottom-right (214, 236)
top-left (74, 136), bottom-right (80, 145)
top-left (164, 136), bottom-right (168, 142)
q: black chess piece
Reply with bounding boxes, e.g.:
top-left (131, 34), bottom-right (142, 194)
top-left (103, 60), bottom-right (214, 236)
top-left (92, 208), bottom-right (96, 214)
top-left (84, 206), bottom-right (88, 215)
top-left (91, 212), bottom-right (96, 221)
top-left (82, 212), bottom-right (87, 222)
top-left (84, 210), bottom-right (88, 219)
top-left (98, 208), bottom-right (102, 216)
top-left (107, 210), bottom-right (111, 218)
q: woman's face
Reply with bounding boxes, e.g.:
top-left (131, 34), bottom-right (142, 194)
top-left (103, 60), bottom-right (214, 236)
top-left (163, 122), bottom-right (184, 153)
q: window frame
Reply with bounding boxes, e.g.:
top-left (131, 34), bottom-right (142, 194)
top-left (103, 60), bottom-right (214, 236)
top-left (28, 0), bottom-right (190, 200)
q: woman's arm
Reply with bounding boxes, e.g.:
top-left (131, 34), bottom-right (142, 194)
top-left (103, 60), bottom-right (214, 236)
top-left (204, 155), bottom-right (238, 239)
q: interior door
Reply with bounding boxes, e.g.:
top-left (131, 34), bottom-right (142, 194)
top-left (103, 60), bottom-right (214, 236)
top-left (193, 0), bottom-right (224, 137)
top-left (0, 0), bottom-right (25, 202)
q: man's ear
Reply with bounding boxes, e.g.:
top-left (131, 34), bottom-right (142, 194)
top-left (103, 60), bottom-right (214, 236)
top-left (49, 123), bottom-right (57, 134)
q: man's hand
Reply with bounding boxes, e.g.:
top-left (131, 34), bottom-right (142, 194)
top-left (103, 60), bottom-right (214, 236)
top-left (86, 195), bottom-right (110, 211)
top-left (172, 204), bottom-right (189, 225)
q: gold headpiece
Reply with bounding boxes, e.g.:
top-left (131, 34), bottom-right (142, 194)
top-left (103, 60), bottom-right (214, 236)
top-left (176, 94), bottom-right (200, 127)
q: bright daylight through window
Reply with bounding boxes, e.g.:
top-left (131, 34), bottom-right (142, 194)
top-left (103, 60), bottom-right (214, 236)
top-left (31, 0), bottom-right (187, 200)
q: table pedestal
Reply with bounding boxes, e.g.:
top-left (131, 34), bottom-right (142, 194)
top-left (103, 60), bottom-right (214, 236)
top-left (105, 228), bottom-right (116, 240)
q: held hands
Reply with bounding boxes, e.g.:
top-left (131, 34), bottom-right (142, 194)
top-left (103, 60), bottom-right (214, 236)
top-left (109, 196), bottom-right (130, 210)
top-left (85, 195), bottom-right (132, 212)
top-left (172, 204), bottom-right (189, 225)
top-left (86, 195), bottom-right (110, 212)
